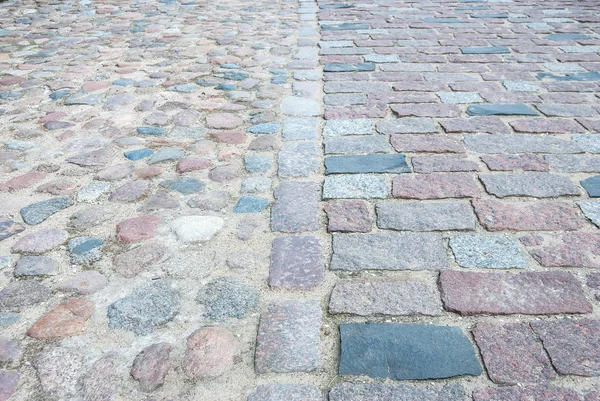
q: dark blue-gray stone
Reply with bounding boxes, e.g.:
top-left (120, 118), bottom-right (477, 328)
top-left (0, 312), bottom-right (20, 326)
top-left (233, 196), bottom-right (270, 213)
top-left (216, 83), bottom-right (236, 90)
top-left (544, 33), bottom-right (591, 40)
top-left (467, 104), bottom-right (538, 116)
top-left (460, 46), bottom-right (510, 54)
top-left (113, 79), bottom-right (134, 86)
top-left (245, 155), bottom-right (272, 173)
top-left (196, 277), bottom-right (259, 320)
top-left (269, 69), bottom-right (287, 75)
top-left (324, 63), bottom-right (375, 72)
top-left (423, 17), bottom-right (463, 23)
top-left (536, 72), bottom-right (600, 81)
top-left (271, 76), bottom-right (287, 84)
top-left (223, 72), bottom-right (249, 81)
top-left (247, 122), bottom-right (281, 134)
top-left (471, 13), bottom-right (508, 18)
top-left (339, 323), bottom-right (482, 380)
top-left (321, 23), bottom-right (370, 30)
top-left (320, 3), bottom-right (353, 8)
top-left (0, 219), bottom-right (24, 241)
top-left (167, 83), bottom-right (198, 93)
top-left (159, 178), bottom-right (205, 195)
top-left (49, 89), bottom-right (72, 100)
top-left (581, 176), bottom-right (600, 197)
top-left (20, 197), bottom-right (73, 225)
top-left (124, 148), bottom-right (154, 161)
top-left (137, 126), bottom-right (166, 136)
top-left (196, 77), bottom-right (220, 87)
top-left (325, 154), bottom-right (411, 175)
top-left (0, 92), bottom-right (22, 101)
top-left (220, 64), bottom-right (239, 69)
top-left (68, 237), bottom-right (104, 265)
top-left (148, 148), bottom-right (185, 164)
top-left (64, 92), bottom-right (104, 106)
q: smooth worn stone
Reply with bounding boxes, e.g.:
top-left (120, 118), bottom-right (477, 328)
top-left (197, 276), bottom-right (259, 320)
top-left (11, 228), bottom-right (68, 254)
top-left (159, 178), bottom-right (204, 195)
top-left (546, 155), bottom-right (600, 173)
top-left (77, 181), bottom-right (111, 202)
top-left (480, 172), bottom-right (579, 198)
top-left (1, 171), bottom-right (46, 191)
top-left (36, 179), bottom-right (75, 196)
top-left (329, 281), bottom-right (442, 316)
top-left (461, 46), bottom-right (510, 54)
top-left (521, 233), bottom-right (600, 268)
top-left (473, 199), bottom-right (582, 231)
top-left (82, 353), bottom-right (120, 401)
top-left (27, 298), bottom-right (94, 339)
top-left (66, 147), bottom-right (115, 166)
top-left (331, 232), bottom-right (447, 271)
top-left (324, 199), bottom-right (372, 232)
top-left (473, 385), bottom-right (584, 401)
top-left (141, 190), bottom-right (179, 211)
top-left (148, 148), bottom-right (185, 165)
top-left (255, 300), bottom-right (322, 373)
top-left (56, 270), bottom-right (108, 295)
top-left (271, 182), bottom-right (319, 232)
top-left (581, 175), bottom-right (600, 197)
top-left (247, 122), bottom-right (281, 134)
top-left (206, 113), bottom-right (243, 129)
top-left (107, 280), bottom-right (180, 335)
top-left (450, 235), bottom-right (525, 269)
top-left (376, 201), bottom-right (476, 231)
top-left (325, 154), bottom-right (410, 175)
top-left (33, 347), bottom-right (84, 400)
top-left (531, 319), bottom-right (600, 376)
top-left (109, 180), bottom-right (150, 202)
top-left (187, 191), bottom-right (230, 211)
top-left (233, 196), bottom-right (270, 213)
top-left (116, 215), bottom-right (161, 243)
top-left (324, 119), bottom-right (371, 136)
top-left (103, 94), bottom-right (134, 111)
top-left (137, 126), bottom-right (166, 136)
top-left (439, 270), bottom-right (592, 315)
top-left (323, 63), bottom-right (375, 72)
top-left (280, 96), bottom-right (320, 117)
top-left (182, 327), bottom-right (239, 380)
top-left (95, 164), bottom-right (133, 181)
top-left (392, 173), bottom-right (478, 199)
top-left (14, 256), bottom-right (56, 276)
top-left (131, 343), bottom-right (172, 393)
top-left (278, 142), bottom-right (320, 178)
top-left (0, 280), bottom-right (51, 312)
top-left (209, 165), bottom-right (240, 182)
top-left (68, 206), bottom-right (115, 230)
top-left (176, 157), bottom-right (213, 173)
top-left (339, 323), bottom-right (482, 380)
top-left (579, 201), bottom-right (600, 227)
top-left (329, 383), bottom-right (466, 401)
top-left (209, 131), bottom-right (245, 144)
top-left (247, 384), bottom-right (322, 401)
top-left (114, 243), bottom-right (168, 278)
top-left (545, 33), bottom-right (591, 40)
top-left (323, 175), bottom-right (387, 199)
top-left (376, 118), bottom-right (436, 134)
top-left (282, 118), bottom-right (318, 140)
top-left (481, 154), bottom-right (549, 171)
top-left (245, 155), bottom-right (272, 173)
top-left (134, 167), bottom-right (163, 179)
top-left (270, 236), bottom-right (323, 290)
top-left (170, 215), bottom-right (224, 242)
top-left (467, 104), bottom-right (538, 116)
top-left (0, 219), bottom-right (25, 241)
top-left (473, 322), bottom-right (555, 385)
top-left (0, 338), bottom-right (21, 362)
top-left (20, 197), bottom-right (73, 225)
top-left (68, 237), bottom-right (104, 265)
top-left (64, 92), bottom-right (104, 106)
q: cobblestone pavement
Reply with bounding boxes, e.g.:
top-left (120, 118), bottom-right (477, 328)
top-left (1, 0), bottom-right (600, 399)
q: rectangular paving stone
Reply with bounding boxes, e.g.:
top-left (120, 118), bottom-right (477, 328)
top-left (545, 33), bottom-right (591, 40)
top-left (330, 383), bottom-right (466, 401)
top-left (465, 134), bottom-right (583, 154)
top-left (412, 156), bottom-right (479, 172)
top-left (325, 154), bottom-right (410, 174)
top-left (440, 116), bottom-right (510, 134)
top-left (437, 92), bottom-right (484, 104)
top-left (323, 63), bottom-right (375, 72)
top-left (461, 46), bottom-right (510, 54)
top-left (423, 17), bottom-right (464, 23)
top-left (330, 232), bottom-right (448, 271)
top-left (509, 118), bottom-right (586, 133)
top-left (467, 104), bottom-right (538, 116)
top-left (248, 384), bottom-right (322, 401)
top-left (282, 118), bottom-right (318, 140)
top-left (278, 142), bottom-right (320, 178)
top-left (473, 322), bottom-right (555, 385)
top-left (339, 323), bottom-right (482, 380)
top-left (324, 93), bottom-right (367, 106)
top-left (392, 173), bottom-right (479, 199)
top-left (323, 175), bottom-right (387, 199)
top-left (439, 270), bottom-right (592, 315)
top-left (531, 319), bottom-right (600, 377)
top-left (324, 81), bottom-right (389, 94)
top-left (391, 135), bottom-right (465, 153)
top-left (479, 173), bottom-right (580, 198)
top-left (545, 155), bottom-right (600, 173)
top-left (255, 300), bottom-right (321, 373)
top-left (473, 199), bottom-right (583, 231)
top-left (376, 118), bottom-right (437, 134)
top-left (329, 281), bottom-right (442, 316)
top-left (376, 201), bottom-right (477, 231)
top-left (321, 23), bottom-right (370, 30)
top-left (474, 385), bottom-right (587, 401)
top-left (450, 235), bottom-right (526, 269)
top-left (269, 236), bottom-right (323, 290)
top-left (323, 119), bottom-right (371, 136)
top-left (536, 104), bottom-right (598, 117)
top-left (521, 233), bottom-right (600, 268)
top-left (271, 182), bottom-right (319, 232)
top-left (324, 136), bottom-right (392, 155)
top-left (391, 104), bottom-right (461, 118)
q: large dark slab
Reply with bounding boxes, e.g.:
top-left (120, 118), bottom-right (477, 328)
top-left (339, 323), bottom-right (482, 380)
top-left (461, 46), bottom-right (509, 54)
top-left (325, 154), bottom-right (410, 174)
top-left (467, 104), bottom-right (538, 116)
top-left (581, 175), bottom-right (600, 197)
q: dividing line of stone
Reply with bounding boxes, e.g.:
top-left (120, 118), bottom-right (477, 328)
top-left (248, 0), bottom-right (325, 399)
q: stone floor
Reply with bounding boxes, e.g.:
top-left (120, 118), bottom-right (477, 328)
top-left (0, 0), bottom-right (600, 399)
